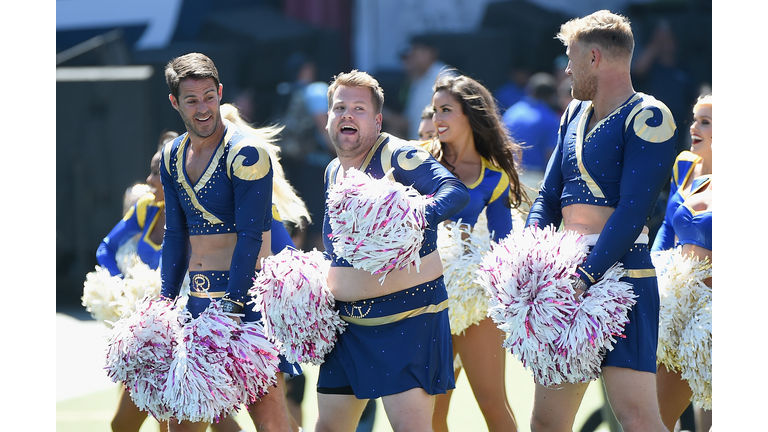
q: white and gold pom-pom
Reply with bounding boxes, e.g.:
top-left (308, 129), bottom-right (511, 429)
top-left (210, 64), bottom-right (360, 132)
top-left (105, 296), bottom-right (181, 420)
top-left (326, 167), bottom-right (430, 284)
top-left (475, 225), bottom-right (636, 386)
top-left (82, 265), bottom-right (125, 327)
top-left (250, 248), bottom-right (346, 365)
top-left (437, 213), bottom-right (493, 335)
top-left (656, 249), bottom-right (711, 409)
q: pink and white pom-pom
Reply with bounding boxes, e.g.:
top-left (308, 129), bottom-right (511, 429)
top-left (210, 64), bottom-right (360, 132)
top-left (104, 295), bottom-right (181, 420)
top-left (326, 167), bottom-right (430, 284)
top-left (163, 302), bottom-right (280, 423)
top-left (475, 225), bottom-right (636, 386)
top-left (82, 265), bottom-right (125, 327)
top-left (249, 248), bottom-right (346, 365)
top-left (437, 217), bottom-right (494, 335)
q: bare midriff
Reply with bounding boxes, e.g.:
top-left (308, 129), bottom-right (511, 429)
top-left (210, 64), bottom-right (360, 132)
top-left (562, 204), bottom-right (649, 236)
top-left (328, 250), bottom-right (444, 302)
top-left (188, 230), bottom-right (272, 272)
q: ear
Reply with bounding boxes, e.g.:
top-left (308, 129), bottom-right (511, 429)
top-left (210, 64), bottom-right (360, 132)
top-left (169, 94), bottom-right (179, 111)
top-left (590, 47), bottom-right (602, 67)
top-left (218, 83), bottom-right (223, 100)
top-left (375, 112), bottom-right (383, 132)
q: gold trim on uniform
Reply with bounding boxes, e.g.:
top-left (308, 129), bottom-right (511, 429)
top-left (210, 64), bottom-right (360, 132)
top-left (626, 268), bottom-right (657, 278)
top-left (340, 299), bottom-right (449, 326)
top-left (575, 103), bottom-right (605, 199)
top-left (174, 135), bottom-right (225, 225)
top-left (189, 291), bottom-right (226, 298)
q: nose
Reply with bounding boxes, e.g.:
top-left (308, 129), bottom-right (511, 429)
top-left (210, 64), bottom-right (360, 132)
top-left (565, 61), bottom-right (572, 75)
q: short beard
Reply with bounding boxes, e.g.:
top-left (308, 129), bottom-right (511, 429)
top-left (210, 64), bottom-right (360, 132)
top-left (180, 109), bottom-right (220, 139)
top-left (329, 129), bottom-right (377, 159)
top-left (571, 74), bottom-right (597, 101)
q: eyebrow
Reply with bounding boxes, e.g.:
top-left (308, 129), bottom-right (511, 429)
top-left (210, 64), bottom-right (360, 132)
top-left (182, 88), bottom-right (216, 100)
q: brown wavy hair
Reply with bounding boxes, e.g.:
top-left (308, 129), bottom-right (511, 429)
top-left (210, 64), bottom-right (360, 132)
top-left (428, 71), bottom-right (529, 210)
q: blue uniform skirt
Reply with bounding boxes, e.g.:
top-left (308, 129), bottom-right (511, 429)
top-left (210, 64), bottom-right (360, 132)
top-left (186, 270), bottom-right (302, 377)
top-left (599, 243), bottom-right (660, 373)
top-left (317, 276), bottom-right (455, 399)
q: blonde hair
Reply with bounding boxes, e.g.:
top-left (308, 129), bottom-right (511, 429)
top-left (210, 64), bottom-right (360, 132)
top-left (556, 10), bottom-right (634, 61)
top-left (693, 94), bottom-right (712, 112)
top-left (220, 103), bottom-right (311, 227)
top-left (327, 69), bottom-right (385, 114)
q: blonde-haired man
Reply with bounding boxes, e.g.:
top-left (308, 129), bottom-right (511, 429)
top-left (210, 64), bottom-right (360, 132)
top-left (526, 10), bottom-right (677, 432)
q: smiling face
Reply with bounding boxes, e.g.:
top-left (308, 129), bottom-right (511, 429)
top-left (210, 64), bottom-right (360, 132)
top-left (689, 102), bottom-right (712, 157)
top-left (565, 41), bottom-right (598, 101)
top-left (431, 90), bottom-right (472, 146)
top-left (326, 85), bottom-right (382, 159)
top-left (170, 77), bottom-right (223, 140)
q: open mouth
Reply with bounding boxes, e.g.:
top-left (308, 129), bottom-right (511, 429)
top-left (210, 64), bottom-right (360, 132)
top-left (691, 135), bottom-right (703, 145)
top-left (437, 126), bottom-right (448, 135)
top-left (340, 124), bottom-right (358, 134)
top-left (196, 114), bottom-right (212, 123)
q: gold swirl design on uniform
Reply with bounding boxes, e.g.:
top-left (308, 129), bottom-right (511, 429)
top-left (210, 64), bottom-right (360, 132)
top-left (379, 134), bottom-right (431, 176)
top-left (624, 96), bottom-right (676, 143)
top-left (227, 139), bottom-right (271, 181)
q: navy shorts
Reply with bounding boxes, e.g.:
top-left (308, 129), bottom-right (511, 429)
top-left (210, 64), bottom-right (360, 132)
top-left (187, 270), bottom-right (303, 377)
top-left (317, 276), bottom-right (455, 399)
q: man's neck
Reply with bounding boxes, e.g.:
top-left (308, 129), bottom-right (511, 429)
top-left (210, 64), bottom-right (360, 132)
top-left (338, 135), bottom-right (381, 174)
top-left (591, 71), bottom-right (635, 121)
top-left (188, 120), bottom-right (226, 151)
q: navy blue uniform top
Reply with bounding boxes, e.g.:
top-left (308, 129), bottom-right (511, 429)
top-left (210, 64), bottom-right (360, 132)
top-left (96, 193), bottom-right (163, 276)
top-left (672, 198), bottom-right (712, 251)
top-left (651, 151), bottom-right (708, 252)
top-left (447, 157), bottom-right (513, 243)
top-left (322, 133), bottom-right (470, 267)
top-left (526, 93), bottom-right (677, 286)
top-left (160, 120), bottom-right (273, 303)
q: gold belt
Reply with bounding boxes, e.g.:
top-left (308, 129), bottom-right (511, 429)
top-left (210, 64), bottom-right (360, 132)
top-left (340, 299), bottom-right (449, 326)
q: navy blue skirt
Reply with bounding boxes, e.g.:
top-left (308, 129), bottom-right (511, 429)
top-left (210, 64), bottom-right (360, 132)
top-left (599, 243), bottom-right (660, 373)
top-left (317, 276), bottom-right (455, 399)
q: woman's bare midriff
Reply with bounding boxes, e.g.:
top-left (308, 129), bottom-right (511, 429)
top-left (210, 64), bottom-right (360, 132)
top-left (682, 243), bottom-right (712, 287)
top-left (328, 250), bottom-right (444, 302)
top-left (188, 230), bottom-right (272, 272)
top-left (562, 204), bottom-right (649, 236)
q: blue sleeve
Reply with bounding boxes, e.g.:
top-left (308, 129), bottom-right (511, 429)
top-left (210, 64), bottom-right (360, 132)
top-left (485, 185), bottom-right (513, 242)
top-left (576, 103), bottom-right (677, 285)
top-left (525, 118), bottom-right (566, 230)
top-left (96, 204), bottom-right (143, 277)
top-left (160, 146), bottom-right (190, 299)
top-left (270, 211), bottom-right (295, 254)
top-left (390, 145), bottom-right (470, 227)
top-left (651, 188), bottom-right (677, 252)
top-left (226, 144), bottom-right (273, 304)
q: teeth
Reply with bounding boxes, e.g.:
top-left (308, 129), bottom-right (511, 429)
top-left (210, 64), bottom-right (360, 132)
top-left (438, 126), bottom-right (448, 133)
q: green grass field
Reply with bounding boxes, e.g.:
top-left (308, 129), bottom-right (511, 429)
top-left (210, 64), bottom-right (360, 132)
top-left (56, 312), bottom-right (611, 432)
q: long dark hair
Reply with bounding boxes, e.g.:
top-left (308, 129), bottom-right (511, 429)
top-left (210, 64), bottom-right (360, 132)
top-left (428, 71), bottom-right (529, 210)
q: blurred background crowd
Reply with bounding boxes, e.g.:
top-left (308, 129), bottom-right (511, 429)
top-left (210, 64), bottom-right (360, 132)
top-left (56, 0), bottom-right (712, 310)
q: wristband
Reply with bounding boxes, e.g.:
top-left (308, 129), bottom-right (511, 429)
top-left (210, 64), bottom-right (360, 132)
top-left (220, 298), bottom-right (244, 314)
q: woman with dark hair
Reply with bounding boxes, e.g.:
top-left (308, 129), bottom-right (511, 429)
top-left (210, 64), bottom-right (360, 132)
top-left (427, 71), bottom-right (528, 432)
